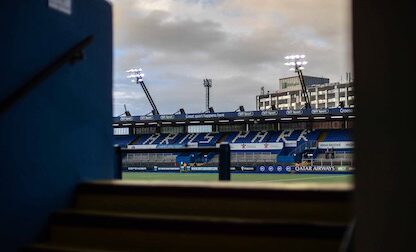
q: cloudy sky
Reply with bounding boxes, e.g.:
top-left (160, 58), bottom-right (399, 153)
top-left (111, 0), bottom-right (352, 116)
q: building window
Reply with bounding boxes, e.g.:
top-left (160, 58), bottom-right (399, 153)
top-left (114, 127), bottom-right (129, 135)
top-left (187, 125), bottom-right (212, 133)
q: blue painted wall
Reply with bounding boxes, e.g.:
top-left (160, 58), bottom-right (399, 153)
top-left (0, 0), bottom-right (113, 250)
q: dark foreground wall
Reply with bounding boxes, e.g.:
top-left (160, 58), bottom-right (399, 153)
top-left (0, 0), bottom-right (113, 250)
top-left (354, 0), bottom-right (416, 251)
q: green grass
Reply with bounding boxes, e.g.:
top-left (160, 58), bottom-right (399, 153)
top-left (123, 172), bottom-right (353, 184)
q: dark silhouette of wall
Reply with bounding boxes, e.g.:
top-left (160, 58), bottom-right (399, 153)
top-left (354, 0), bottom-right (416, 251)
top-left (0, 0), bottom-right (113, 251)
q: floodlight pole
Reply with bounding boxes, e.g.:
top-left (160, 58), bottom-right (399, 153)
top-left (203, 79), bottom-right (212, 111)
top-left (284, 55), bottom-right (311, 109)
top-left (296, 68), bottom-right (311, 109)
top-left (127, 68), bottom-right (160, 115)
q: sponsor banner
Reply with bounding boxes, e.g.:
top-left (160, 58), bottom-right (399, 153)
top-left (139, 115), bottom-right (155, 120)
top-left (241, 166), bottom-right (255, 171)
top-left (160, 115), bottom-right (175, 120)
top-left (127, 167), bottom-right (147, 171)
top-left (124, 165), bottom-right (353, 174)
top-left (284, 110), bottom-right (304, 116)
top-left (292, 165), bottom-right (336, 172)
top-left (190, 167), bottom-right (218, 171)
top-left (261, 110), bottom-right (279, 116)
top-left (284, 141), bottom-right (298, 147)
top-left (256, 165), bottom-right (353, 174)
top-left (339, 108), bottom-right (354, 114)
top-left (185, 113), bottom-right (226, 119)
top-left (120, 116), bottom-right (133, 121)
top-left (156, 144), bottom-right (185, 149)
top-left (318, 141), bottom-right (354, 149)
top-left (186, 142), bottom-right (198, 147)
top-left (237, 111), bottom-right (254, 117)
top-left (157, 167), bottom-right (180, 171)
top-left (127, 145), bottom-right (158, 149)
top-left (113, 108), bottom-right (355, 123)
top-left (230, 142), bottom-right (283, 150)
top-left (311, 109), bottom-right (329, 115)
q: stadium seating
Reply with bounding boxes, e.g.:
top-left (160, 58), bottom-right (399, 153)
top-left (114, 135), bottom-right (137, 147)
top-left (117, 129), bottom-right (353, 166)
top-left (132, 130), bottom-right (331, 146)
top-left (323, 129), bottom-right (352, 142)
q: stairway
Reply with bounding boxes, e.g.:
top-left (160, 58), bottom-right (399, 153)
top-left (318, 131), bottom-right (328, 142)
top-left (23, 181), bottom-right (353, 251)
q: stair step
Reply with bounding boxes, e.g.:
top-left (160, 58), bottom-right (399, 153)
top-left (48, 209), bottom-right (347, 251)
top-left (75, 181), bottom-right (352, 223)
top-left (22, 243), bottom-right (114, 252)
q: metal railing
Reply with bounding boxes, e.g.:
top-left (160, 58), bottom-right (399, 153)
top-left (114, 144), bottom-right (231, 181)
top-left (0, 35), bottom-right (93, 115)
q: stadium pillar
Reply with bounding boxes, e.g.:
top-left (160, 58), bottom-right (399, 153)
top-left (218, 143), bottom-right (231, 181)
top-left (114, 145), bottom-right (122, 179)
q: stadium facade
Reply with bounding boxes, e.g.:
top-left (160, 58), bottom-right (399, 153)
top-left (257, 78), bottom-right (354, 110)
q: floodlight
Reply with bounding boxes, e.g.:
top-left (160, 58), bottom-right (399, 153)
top-left (282, 53), bottom-right (311, 109)
top-left (138, 68), bottom-right (142, 71)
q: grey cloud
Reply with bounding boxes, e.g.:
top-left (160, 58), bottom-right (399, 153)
top-left (117, 10), bottom-right (227, 53)
top-left (112, 0), bottom-right (352, 116)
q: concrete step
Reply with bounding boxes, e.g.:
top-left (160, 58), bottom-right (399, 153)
top-left (22, 243), bottom-right (114, 252)
top-left (48, 209), bottom-right (347, 252)
top-left (74, 180), bottom-right (352, 223)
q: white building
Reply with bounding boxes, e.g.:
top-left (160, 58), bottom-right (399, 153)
top-left (257, 81), bottom-right (354, 110)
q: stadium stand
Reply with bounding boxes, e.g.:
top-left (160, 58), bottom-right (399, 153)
top-left (121, 129), bottom-right (353, 167)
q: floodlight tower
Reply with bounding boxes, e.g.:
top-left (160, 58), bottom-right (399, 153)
top-left (284, 55), bottom-right (311, 109)
top-left (203, 78), bottom-right (212, 111)
top-left (126, 68), bottom-right (160, 115)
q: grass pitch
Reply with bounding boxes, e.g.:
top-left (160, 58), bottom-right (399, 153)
top-left (123, 172), bottom-right (353, 184)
